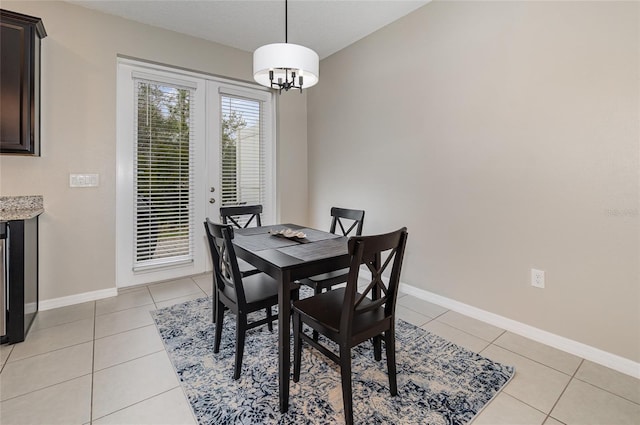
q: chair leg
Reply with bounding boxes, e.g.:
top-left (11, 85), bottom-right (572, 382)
top-left (292, 312), bottom-right (302, 382)
top-left (266, 307), bottom-right (273, 332)
top-left (384, 328), bottom-right (398, 396)
top-left (212, 290), bottom-right (216, 323)
top-left (312, 285), bottom-right (322, 342)
top-left (233, 314), bottom-right (247, 380)
top-left (213, 299), bottom-right (224, 353)
top-left (339, 344), bottom-right (354, 425)
top-left (373, 335), bottom-right (382, 361)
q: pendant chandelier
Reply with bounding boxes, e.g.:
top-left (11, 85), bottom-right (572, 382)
top-left (253, 0), bottom-right (319, 93)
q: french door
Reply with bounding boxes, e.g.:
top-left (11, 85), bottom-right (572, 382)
top-left (206, 83), bottom-right (275, 226)
top-left (116, 59), bottom-right (275, 287)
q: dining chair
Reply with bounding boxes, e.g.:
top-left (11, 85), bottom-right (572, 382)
top-left (219, 205), bottom-right (263, 278)
top-left (204, 219), bottom-right (300, 380)
top-left (292, 227), bottom-right (408, 425)
top-left (299, 207), bottom-right (365, 295)
top-left (299, 207), bottom-right (365, 341)
top-left (220, 204), bottom-right (263, 229)
top-left (204, 218), bottom-right (275, 328)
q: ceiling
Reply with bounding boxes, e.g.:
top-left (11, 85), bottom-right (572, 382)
top-left (69, 0), bottom-right (430, 59)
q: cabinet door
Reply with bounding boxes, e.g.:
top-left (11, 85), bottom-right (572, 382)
top-left (0, 10), bottom-right (45, 156)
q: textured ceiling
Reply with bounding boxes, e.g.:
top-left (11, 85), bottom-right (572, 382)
top-left (70, 0), bottom-right (430, 59)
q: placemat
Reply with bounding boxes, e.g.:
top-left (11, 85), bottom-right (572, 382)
top-left (233, 226), bottom-right (271, 236)
top-left (295, 228), bottom-right (343, 243)
top-left (277, 237), bottom-right (348, 262)
top-left (233, 233), bottom-right (300, 251)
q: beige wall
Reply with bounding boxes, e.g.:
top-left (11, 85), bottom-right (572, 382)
top-left (276, 93), bottom-right (309, 224)
top-left (0, 1), bottom-right (308, 300)
top-left (307, 1), bottom-right (640, 362)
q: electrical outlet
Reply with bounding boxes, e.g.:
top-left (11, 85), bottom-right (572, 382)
top-left (531, 268), bottom-right (545, 288)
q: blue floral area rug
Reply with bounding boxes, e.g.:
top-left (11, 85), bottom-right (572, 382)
top-left (151, 294), bottom-right (514, 424)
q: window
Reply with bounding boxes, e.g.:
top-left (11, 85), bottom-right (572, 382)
top-left (134, 78), bottom-right (195, 270)
top-left (220, 94), bottom-right (270, 226)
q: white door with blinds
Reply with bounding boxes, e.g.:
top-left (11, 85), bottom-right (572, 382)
top-left (116, 59), bottom-right (275, 287)
top-left (207, 84), bottom-right (275, 226)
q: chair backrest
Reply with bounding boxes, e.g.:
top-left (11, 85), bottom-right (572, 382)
top-left (204, 219), bottom-right (247, 305)
top-left (329, 207), bottom-right (365, 237)
top-left (340, 227), bottom-right (408, 334)
top-left (220, 205), bottom-right (263, 229)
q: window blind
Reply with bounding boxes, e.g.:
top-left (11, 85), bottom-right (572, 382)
top-left (220, 94), bottom-right (267, 226)
top-left (133, 78), bottom-right (195, 270)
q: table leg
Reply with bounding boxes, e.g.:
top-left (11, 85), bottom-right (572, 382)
top-left (278, 269), bottom-right (291, 413)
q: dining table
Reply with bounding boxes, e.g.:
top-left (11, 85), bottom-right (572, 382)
top-left (232, 223), bottom-right (351, 413)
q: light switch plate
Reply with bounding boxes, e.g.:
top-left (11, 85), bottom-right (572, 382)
top-left (70, 173), bottom-right (99, 187)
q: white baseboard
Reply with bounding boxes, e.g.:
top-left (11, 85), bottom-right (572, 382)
top-left (399, 282), bottom-right (640, 379)
top-left (39, 287), bottom-right (118, 311)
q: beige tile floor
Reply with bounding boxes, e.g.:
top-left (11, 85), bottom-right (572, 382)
top-left (1, 273), bottom-right (639, 424)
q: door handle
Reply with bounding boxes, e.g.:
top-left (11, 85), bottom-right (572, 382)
top-left (209, 198), bottom-right (216, 204)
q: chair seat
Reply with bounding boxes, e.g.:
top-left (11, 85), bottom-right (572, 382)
top-left (293, 288), bottom-right (386, 336)
top-left (300, 268), bottom-right (349, 288)
top-left (220, 272), bottom-right (299, 308)
top-left (220, 272), bottom-right (278, 306)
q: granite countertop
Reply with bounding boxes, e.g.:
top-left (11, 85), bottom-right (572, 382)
top-left (0, 195), bottom-right (44, 221)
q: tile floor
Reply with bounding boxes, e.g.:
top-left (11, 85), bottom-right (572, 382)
top-left (1, 273), bottom-right (639, 424)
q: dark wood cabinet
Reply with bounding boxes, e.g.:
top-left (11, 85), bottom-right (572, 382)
top-left (0, 9), bottom-right (46, 156)
top-left (1, 217), bottom-right (39, 344)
